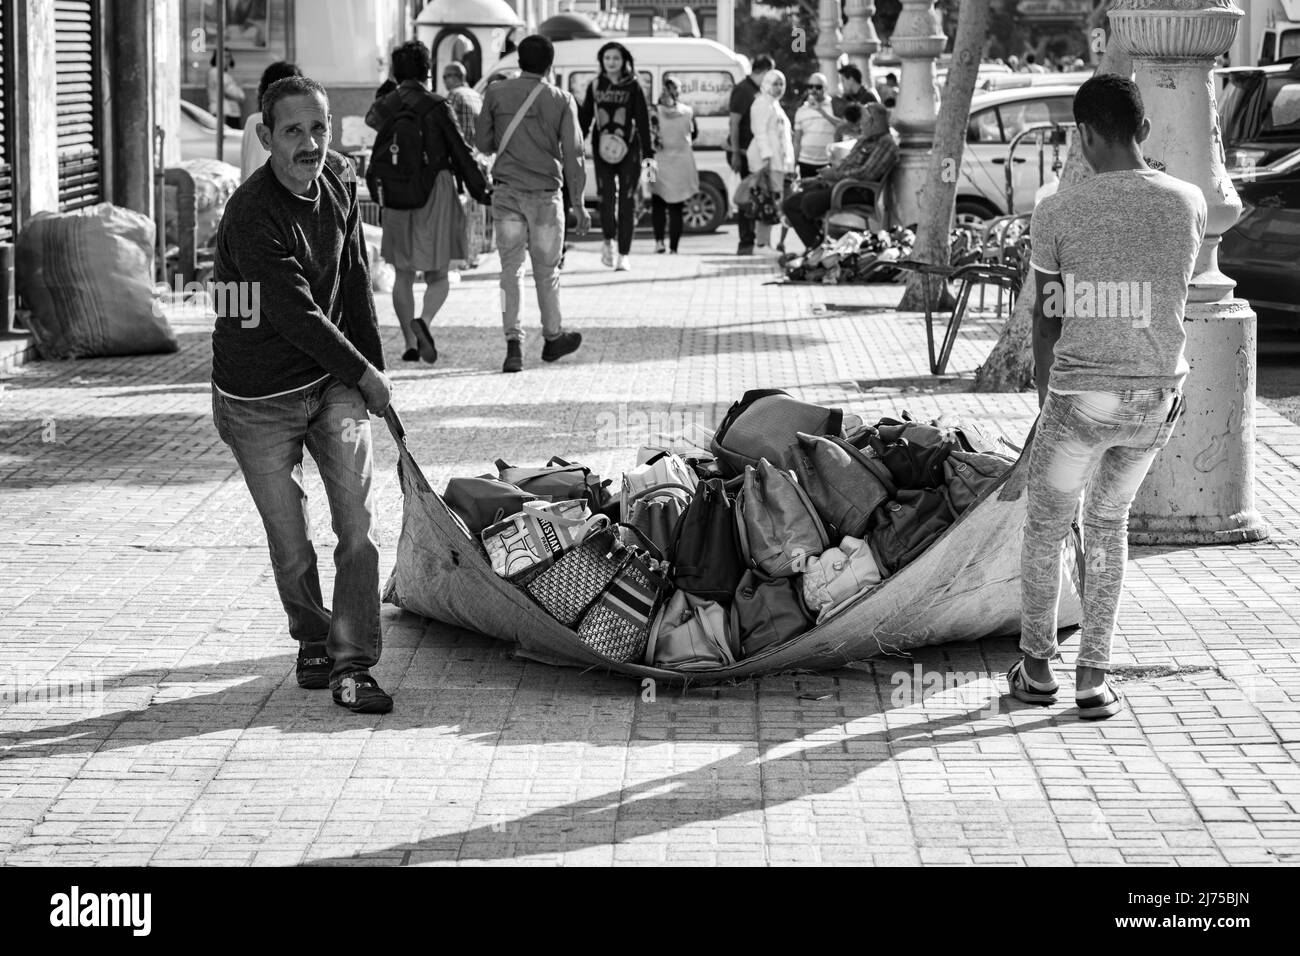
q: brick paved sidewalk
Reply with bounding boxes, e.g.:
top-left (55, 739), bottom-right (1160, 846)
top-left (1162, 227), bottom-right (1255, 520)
top-left (0, 228), bottom-right (1298, 866)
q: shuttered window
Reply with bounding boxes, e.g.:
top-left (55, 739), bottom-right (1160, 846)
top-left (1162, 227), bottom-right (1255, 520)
top-left (55, 0), bottom-right (102, 211)
top-left (0, 1), bottom-right (14, 241)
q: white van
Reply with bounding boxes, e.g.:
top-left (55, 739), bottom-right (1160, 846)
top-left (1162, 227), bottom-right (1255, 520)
top-left (477, 37), bottom-right (750, 233)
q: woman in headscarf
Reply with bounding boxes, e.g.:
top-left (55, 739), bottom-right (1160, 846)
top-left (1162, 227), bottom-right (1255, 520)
top-left (649, 75), bottom-right (700, 255)
top-left (579, 41), bottom-right (655, 271)
top-left (746, 69), bottom-right (795, 248)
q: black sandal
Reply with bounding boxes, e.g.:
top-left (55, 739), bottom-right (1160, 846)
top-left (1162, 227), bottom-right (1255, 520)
top-left (1007, 658), bottom-right (1059, 705)
top-left (1076, 684), bottom-right (1124, 720)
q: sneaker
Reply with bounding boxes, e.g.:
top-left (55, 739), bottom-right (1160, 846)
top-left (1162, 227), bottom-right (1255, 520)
top-left (502, 339), bottom-right (523, 373)
top-left (654, 240), bottom-right (666, 254)
top-left (332, 673), bottom-right (393, 714)
top-left (737, 243), bottom-right (755, 256)
top-left (412, 319), bottom-right (438, 364)
top-left (615, 254), bottom-right (631, 271)
top-left (541, 330), bottom-right (582, 363)
top-left (401, 348), bottom-right (420, 362)
top-left (296, 642), bottom-right (331, 690)
top-left (601, 240), bottom-right (615, 267)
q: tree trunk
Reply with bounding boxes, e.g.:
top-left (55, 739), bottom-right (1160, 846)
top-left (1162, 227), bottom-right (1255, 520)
top-left (973, 3), bottom-right (1134, 392)
top-left (897, 0), bottom-right (992, 312)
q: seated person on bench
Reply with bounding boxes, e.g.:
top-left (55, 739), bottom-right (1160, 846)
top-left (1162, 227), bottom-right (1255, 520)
top-left (781, 102), bottom-right (899, 251)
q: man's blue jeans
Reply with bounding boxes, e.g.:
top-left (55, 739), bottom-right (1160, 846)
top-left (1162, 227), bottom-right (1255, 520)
top-left (1021, 388), bottom-right (1182, 671)
top-left (492, 184), bottom-right (565, 343)
top-left (211, 377), bottom-right (382, 686)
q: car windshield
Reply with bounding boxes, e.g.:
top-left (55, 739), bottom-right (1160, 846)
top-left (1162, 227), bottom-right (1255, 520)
top-left (1221, 71), bottom-right (1300, 143)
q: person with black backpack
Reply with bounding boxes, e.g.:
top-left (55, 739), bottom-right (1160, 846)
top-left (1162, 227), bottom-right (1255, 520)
top-left (365, 40), bottom-right (490, 366)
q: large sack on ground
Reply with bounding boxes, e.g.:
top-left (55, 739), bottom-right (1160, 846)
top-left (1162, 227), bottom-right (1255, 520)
top-left (16, 203), bottom-right (178, 359)
top-left (165, 158), bottom-right (239, 252)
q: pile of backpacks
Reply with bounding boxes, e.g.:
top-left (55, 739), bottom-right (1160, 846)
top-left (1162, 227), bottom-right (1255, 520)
top-left (437, 389), bottom-right (1015, 672)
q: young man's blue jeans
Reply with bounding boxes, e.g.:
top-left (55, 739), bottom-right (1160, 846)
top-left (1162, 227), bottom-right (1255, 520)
top-left (492, 185), bottom-right (565, 343)
top-left (1021, 388), bottom-right (1181, 671)
top-left (211, 377), bottom-right (382, 686)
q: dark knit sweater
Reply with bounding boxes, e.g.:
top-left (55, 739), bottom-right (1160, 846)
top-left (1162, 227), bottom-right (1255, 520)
top-left (579, 74), bottom-right (654, 163)
top-left (211, 159), bottom-right (384, 398)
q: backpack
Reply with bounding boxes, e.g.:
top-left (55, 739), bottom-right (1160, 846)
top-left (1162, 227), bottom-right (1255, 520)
top-left (366, 92), bottom-right (439, 210)
top-left (868, 488), bottom-right (957, 575)
top-left (711, 388), bottom-right (845, 478)
top-left (443, 475), bottom-right (539, 534)
top-left (496, 456), bottom-right (618, 519)
top-left (735, 459), bottom-right (830, 578)
top-left (669, 477), bottom-right (746, 604)
top-left (790, 432), bottom-right (895, 540)
top-left (731, 569), bottom-right (814, 658)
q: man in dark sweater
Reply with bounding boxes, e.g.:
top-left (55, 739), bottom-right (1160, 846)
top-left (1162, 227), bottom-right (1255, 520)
top-left (211, 75), bottom-right (395, 715)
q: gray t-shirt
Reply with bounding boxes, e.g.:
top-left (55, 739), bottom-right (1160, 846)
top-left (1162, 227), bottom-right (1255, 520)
top-left (1030, 168), bottom-right (1207, 393)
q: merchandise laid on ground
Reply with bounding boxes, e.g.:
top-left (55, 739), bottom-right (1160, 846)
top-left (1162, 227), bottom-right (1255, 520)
top-left (384, 389), bottom-right (1083, 681)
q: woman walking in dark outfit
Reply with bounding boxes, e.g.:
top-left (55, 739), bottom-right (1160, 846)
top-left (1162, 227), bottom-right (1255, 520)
top-left (579, 41), bottom-right (654, 272)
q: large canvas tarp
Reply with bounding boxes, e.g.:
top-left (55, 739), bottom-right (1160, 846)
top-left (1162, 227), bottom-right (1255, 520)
top-left (382, 411), bottom-right (1083, 683)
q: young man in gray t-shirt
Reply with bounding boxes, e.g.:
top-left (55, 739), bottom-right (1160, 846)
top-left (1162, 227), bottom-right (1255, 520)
top-left (1010, 75), bottom-right (1207, 720)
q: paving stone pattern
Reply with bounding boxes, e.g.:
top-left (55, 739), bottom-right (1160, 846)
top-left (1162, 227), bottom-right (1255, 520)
top-left (1, 231), bottom-right (1298, 866)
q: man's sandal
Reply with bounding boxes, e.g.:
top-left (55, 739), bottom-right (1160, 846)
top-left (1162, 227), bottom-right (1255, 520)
top-left (1007, 658), bottom-right (1059, 705)
top-left (1076, 684), bottom-right (1125, 720)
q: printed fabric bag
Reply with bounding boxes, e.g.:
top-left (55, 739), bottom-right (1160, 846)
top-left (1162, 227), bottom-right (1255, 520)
top-left (669, 477), bottom-right (747, 603)
top-left (527, 523), bottom-right (648, 628)
top-left (800, 535), bottom-right (886, 623)
top-left (576, 528), bottom-right (670, 663)
top-left (868, 488), bottom-right (957, 576)
top-left (789, 432), bottom-right (895, 540)
top-left (711, 388), bottom-right (845, 478)
top-left (943, 449), bottom-right (1014, 516)
top-left (645, 590), bottom-right (737, 671)
top-left (496, 456), bottom-right (617, 518)
top-left (735, 459), bottom-right (830, 578)
top-left (480, 500), bottom-right (601, 583)
top-left (731, 569), bottom-right (814, 658)
top-left (444, 475), bottom-right (539, 534)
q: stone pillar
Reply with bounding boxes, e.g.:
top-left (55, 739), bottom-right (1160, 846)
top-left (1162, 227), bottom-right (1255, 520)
top-left (840, 0), bottom-right (880, 87)
top-left (889, 0), bottom-right (945, 227)
top-left (816, 0), bottom-right (842, 80)
top-left (1111, 0), bottom-right (1267, 545)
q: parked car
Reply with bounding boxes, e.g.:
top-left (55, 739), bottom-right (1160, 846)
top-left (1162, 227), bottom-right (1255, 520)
top-left (1220, 147), bottom-right (1300, 331)
top-left (955, 84), bottom-right (1081, 226)
top-left (178, 100), bottom-right (243, 164)
top-left (478, 37), bottom-right (747, 233)
top-left (1218, 60), bottom-right (1300, 175)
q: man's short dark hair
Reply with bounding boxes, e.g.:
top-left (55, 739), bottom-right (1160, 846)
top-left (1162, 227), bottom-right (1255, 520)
top-left (839, 64), bottom-right (863, 84)
top-left (391, 40), bottom-right (431, 82)
top-left (843, 103), bottom-right (863, 124)
top-left (518, 35), bottom-right (555, 74)
top-left (752, 54), bottom-right (774, 73)
top-left (262, 76), bottom-right (328, 131)
top-left (1073, 74), bottom-right (1144, 144)
top-left (258, 61), bottom-right (302, 107)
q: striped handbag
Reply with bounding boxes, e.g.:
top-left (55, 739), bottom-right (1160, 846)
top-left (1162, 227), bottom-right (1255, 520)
top-left (576, 546), bottom-right (670, 663)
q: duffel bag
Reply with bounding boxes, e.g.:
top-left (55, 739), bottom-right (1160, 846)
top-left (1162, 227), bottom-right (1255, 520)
top-left (624, 482), bottom-right (692, 557)
top-left (445, 475), bottom-right (539, 534)
top-left (732, 568), bottom-right (814, 658)
top-left (943, 449), bottom-right (1014, 516)
top-left (790, 432), bottom-right (895, 540)
top-left (736, 459), bottom-right (829, 578)
top-left (496, 456), bottom-right (617, 518)
top-left (711, 388), bottom-right (844, 478)
top-left (800, 535), bottom-right (885, 622)
top-left (646, 590), bottom-right (737, 670)
top-left (869, 488), bottom-right (957, 575)
top-left (669, 477), bottom-right (746, 604)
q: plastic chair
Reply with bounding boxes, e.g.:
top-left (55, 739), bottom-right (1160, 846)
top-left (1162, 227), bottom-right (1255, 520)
top-left (823, 176), bottom-right (889, 239)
